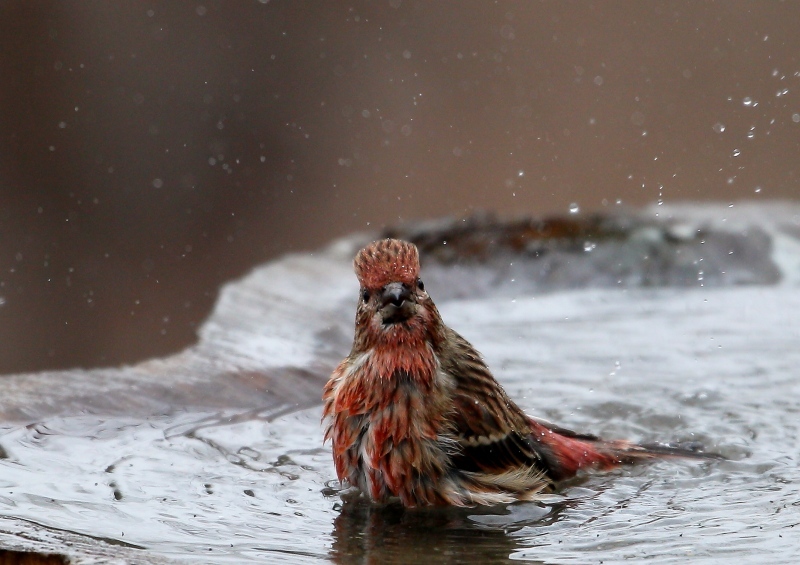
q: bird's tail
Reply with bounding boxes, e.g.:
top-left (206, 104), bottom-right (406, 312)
top-left (529, 417), bottom-right (722, 481)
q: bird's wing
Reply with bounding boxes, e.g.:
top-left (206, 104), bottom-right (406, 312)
top-left (438, 332), bottom-right (721, 486)
top-left (438, 329), bottom-right (657, 482)
top-left (439, 329), bottom-right (549, 476)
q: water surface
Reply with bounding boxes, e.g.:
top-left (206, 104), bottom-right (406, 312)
top-left (0, 205), bottom-right (799, 563)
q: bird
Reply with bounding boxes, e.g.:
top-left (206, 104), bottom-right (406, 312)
top-left (323, 238), bottom-right (716, 507)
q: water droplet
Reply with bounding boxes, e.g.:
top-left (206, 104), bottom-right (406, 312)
top-left (732, 148), bottom-right (741, 157)
top-left (583, 241), bottom-right (596, 252)
top-left (743, 97), bottom-right (753, 106)
top-left (569, 203), bottom-right (580, 214)
top-left (712, 122), bottom-right (726, 133)
top-left (754, 186), bottom-right (762, 193)
top-left (792, 113), bottom-right (800, 123)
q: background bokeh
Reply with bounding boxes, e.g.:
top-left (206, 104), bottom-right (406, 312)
top-left (1, 1), bottom-right (798, 374)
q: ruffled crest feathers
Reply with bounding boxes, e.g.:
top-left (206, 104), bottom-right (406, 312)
top-left (354, 238), bottom-right (420, 289)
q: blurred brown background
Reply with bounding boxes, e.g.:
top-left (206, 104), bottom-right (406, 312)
top-left (0, 1), bottom-right (798, 375)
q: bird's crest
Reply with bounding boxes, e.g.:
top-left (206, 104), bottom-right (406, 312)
top-left (354, 239), bottom-right (420, 289)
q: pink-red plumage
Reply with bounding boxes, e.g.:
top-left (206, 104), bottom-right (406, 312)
top-left (323, 238), bottom-right (713, 507)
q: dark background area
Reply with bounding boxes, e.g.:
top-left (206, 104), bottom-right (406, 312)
top-left (1, 1), bottom-right (798, 375)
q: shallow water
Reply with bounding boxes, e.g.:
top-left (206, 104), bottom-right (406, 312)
top-left (1, 283), bottom-right (799, 563)
top-left (1, 205), bottom-right (799, 563)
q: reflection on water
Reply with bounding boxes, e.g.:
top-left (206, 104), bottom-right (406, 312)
top-left (330, 498), bottom-right (545, 564)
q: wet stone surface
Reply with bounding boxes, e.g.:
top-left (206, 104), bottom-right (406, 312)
top-left (386, 209), bottom-right (781, 298)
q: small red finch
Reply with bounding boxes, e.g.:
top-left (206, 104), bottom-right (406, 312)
top-left (323, 238), bottom-right (713, 507)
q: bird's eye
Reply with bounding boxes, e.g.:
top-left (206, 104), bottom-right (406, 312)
top-left (417, 278), bottom-right (425, 291)
top-left (361, 289), bottom-right (370, 302)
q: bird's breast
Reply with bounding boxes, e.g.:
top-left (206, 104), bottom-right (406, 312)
top-left (325, 351), bottom-right (457, 503)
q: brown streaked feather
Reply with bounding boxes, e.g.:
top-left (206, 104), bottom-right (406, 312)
top-left (436, 327), bottom-right (554, 484)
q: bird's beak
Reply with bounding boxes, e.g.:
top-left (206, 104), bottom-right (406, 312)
top-left (380, 282), bottom-right (412, 309)
top-left (379, 282), bottom-right (414, 324)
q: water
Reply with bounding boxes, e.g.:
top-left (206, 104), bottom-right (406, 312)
top-left (1, 205), bottom-right (799, 563)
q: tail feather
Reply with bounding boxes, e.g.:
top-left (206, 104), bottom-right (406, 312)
top-left (529, 417), bottom-right (723, 482)
top-left (633, 441), bottom-right (725, 460)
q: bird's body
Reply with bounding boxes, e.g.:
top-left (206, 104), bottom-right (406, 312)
top-left (323, 238), bottom-right (711, 507)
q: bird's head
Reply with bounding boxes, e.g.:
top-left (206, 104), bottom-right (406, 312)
top-left (351, 238), bottom-right (443, 350)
